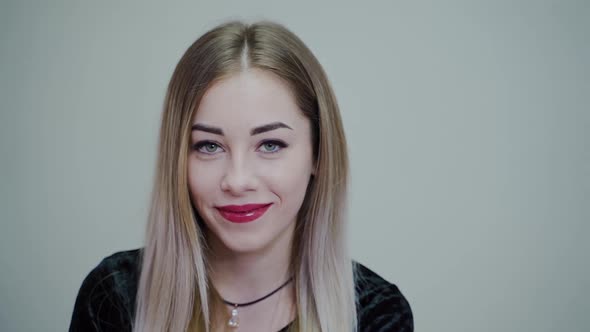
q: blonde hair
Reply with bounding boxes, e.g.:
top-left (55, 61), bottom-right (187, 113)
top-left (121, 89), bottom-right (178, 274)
top-left (133, 20), bottom-right (357, 332)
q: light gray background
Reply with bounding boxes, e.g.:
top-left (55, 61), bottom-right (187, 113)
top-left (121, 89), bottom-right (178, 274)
top-left (1, 0), bottom-right (588, 331)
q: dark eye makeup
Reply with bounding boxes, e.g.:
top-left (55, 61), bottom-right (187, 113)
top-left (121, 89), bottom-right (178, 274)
top-left (258, 140), bottom-right (288, 153)
top-left (191, 139), bottom-right (289, 155)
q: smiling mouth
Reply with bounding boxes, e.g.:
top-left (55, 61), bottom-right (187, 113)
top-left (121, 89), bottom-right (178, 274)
top-left (216, 203), bottom-right (273, 223)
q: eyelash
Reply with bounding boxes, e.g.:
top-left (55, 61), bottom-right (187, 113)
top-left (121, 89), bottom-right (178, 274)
top-left (191, 140), bottom-right (288, 155)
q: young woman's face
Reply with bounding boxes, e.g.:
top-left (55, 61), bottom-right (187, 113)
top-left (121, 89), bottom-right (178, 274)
top-left (188, 69), bottom-right (315, 254)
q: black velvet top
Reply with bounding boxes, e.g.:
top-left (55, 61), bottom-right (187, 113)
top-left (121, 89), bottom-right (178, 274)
top-left (69, 249), bottom-right (413, 332)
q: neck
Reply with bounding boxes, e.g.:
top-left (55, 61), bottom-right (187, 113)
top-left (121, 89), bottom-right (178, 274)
top-left (206, 223), bottom-right (295, 304)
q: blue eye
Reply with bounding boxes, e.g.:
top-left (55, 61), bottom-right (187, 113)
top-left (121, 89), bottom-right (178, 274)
top-left (258, 140), bottom-right (288, 153)
top-left (193, 141), bottom-right (223, 154)
top-left (192, 140), bottom-right (287, 155)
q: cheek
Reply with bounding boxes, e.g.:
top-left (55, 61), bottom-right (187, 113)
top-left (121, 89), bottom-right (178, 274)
top-left (187, 161), bottom-right (219, 204)
top-left (262, 155), bottom-right (313, 202)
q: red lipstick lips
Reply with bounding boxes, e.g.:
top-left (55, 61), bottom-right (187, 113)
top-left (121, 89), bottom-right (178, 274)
top-left (216, 203), bottom-right (272, 223)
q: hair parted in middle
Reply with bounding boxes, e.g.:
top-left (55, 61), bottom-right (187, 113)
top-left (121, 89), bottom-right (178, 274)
top-left (134, 20), bottom-right (358, 332)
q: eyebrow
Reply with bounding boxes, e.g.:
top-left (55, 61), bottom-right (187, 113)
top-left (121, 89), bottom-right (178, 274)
top-left (191, 122), bottom-right (293, 136)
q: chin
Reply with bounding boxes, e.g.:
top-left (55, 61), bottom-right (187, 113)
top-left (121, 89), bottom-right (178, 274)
top-left (203, 213), bottom-right (297, 255)
top-left (219, 234), bottom-right (271, 254)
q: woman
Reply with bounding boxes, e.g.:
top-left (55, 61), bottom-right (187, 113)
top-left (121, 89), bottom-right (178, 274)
top-left (69, 20), bottom-right (413, 332)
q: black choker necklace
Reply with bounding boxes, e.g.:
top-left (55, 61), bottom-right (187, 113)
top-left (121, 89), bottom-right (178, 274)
top-left (222, 277), bottom-right (293, 328)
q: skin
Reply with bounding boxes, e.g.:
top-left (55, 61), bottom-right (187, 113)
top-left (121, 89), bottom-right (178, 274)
top-left (187, 68), bottom-right (315, 331)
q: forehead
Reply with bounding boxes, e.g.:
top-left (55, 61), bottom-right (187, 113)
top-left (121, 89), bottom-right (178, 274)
top-left (193, 69), bottom-right (304, 128)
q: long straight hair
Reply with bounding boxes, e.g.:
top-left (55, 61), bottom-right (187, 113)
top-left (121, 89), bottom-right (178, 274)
top-left (133, 20), bottom-right (357, 332)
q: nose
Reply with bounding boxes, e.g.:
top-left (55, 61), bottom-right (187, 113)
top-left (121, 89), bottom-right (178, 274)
top-left (220, 154), bottom-right (257, 195)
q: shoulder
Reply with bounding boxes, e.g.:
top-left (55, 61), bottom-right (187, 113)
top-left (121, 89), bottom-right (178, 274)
top-left (69, 248), bottom-right (142, 332)
top-left (353, 261), bottom-right (414, 332)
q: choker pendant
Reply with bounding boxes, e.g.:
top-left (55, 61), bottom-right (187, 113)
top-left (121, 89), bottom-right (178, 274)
top-left (228, 304), bottom-right (239, 328)
top-left (222, 277), bottom-right (293, 329)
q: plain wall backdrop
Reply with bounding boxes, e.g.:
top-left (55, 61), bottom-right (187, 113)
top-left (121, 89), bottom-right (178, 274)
top-left (1, 0), bottom-right (588, 331)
